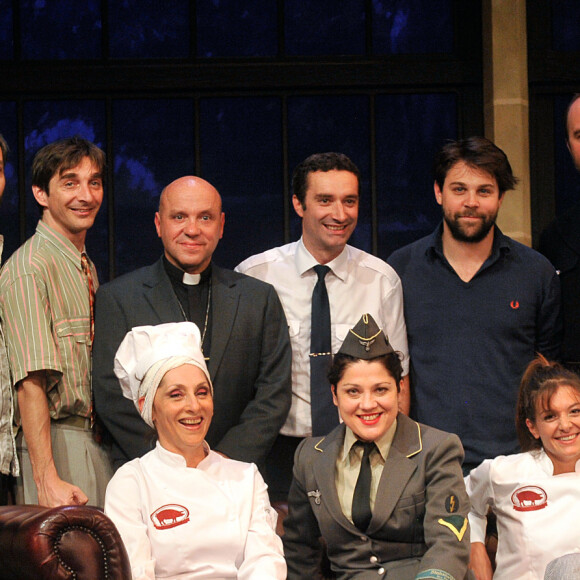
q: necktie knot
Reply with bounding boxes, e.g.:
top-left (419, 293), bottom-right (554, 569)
top-left (356, 440), bottom-right (376, 456)
top-left (313, 264), bottom-right (330, 281)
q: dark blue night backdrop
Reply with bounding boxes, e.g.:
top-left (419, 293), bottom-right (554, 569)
top-left (0, 1), bottom-right (579, 282)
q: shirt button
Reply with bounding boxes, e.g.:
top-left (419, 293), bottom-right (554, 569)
top-left (370, 556), bottom-right (378, 564)
top-left (378, 567), bottom-right (385, 575)
top-left (360, 535), bottom-right (367, 542)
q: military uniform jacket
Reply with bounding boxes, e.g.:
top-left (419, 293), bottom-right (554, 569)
top-left (283, 414), bottom-right (472, 580)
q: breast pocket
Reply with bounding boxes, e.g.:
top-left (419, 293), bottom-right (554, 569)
top-left (54, 317), bottom-right (91, 382)
top-left (55, 317), bottom-right (90, 344)
top-left (288, 319), bottom-right (301, 340)
top-left (332, 323), bottom-right (351, 353)
top-left (389, 491), bottom-right (426, 544)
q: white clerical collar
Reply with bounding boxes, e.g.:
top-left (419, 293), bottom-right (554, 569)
top-left (182, 272), bottom-right (201, 285)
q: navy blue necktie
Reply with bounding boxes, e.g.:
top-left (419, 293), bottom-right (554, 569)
top-left (310, 264), bottom-right (338, 436)
top-left (352, 441), bottom-right (375, 531)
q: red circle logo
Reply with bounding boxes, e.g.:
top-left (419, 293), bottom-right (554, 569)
top-left (150, 504), bottom-right (190, 529)
top-left (511, 486), bottom-right (548, 511)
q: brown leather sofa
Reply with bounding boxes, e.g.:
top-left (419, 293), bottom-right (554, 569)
top-left (0, 504), bottom-right (131, 579)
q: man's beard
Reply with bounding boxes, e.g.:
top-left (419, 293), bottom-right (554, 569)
top-left (443, 210), bottom-right (497, 243)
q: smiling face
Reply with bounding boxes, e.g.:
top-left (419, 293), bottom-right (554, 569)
top-left (155, 176), bottom-right (225, 275)
top-left (32, 156), bottom-right (103, 251)
top-left (332, 359), bottom-right (400, 442)
top-left (293, 169), bottom-right (358, 264)
top-left (526, 385), bottom-right (580, 474)
top-left (435, 161), bottom-right (503, 245)
top-left (152, 364), bottom-right (213, 467)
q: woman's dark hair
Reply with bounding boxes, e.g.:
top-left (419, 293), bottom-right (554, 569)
top-left (328, 351), bottom-right (403, 390)
top-left (0, 133), bottom-right (9, 162)
top-left (516, 354), bottom-right (580, 451)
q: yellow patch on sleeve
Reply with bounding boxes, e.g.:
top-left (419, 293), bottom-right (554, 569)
top-left (437, 516), bottom-right (468, 542)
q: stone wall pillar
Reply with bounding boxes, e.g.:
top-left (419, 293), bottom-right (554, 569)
top-left (483, 0), bottom-right (531, 245)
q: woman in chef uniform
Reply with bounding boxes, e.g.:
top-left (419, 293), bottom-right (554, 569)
top-left (105, 321), bottom-right (286, 580)
top-left (466, 355), bottom-right (580, 580)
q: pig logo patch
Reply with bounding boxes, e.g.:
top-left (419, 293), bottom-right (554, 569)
top-left (511, 486), bottom-right (548, 512)
top-left (151, 504), bottom-right (190, 529)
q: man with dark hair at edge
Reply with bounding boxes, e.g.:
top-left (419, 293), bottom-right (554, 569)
top-left (540, 94), bottom-right (580, 372)
top-left (388, 136), bottom-right (561, 473)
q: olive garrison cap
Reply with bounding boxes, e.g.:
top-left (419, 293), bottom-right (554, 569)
top-left (338, 313), bottom-right (395, 358)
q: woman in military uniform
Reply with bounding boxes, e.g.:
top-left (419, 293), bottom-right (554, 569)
top-left (283, 313), bottom-right (472, 580)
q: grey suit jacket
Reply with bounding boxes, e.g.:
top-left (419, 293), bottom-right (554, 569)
top-left (92, 257), bottom-right (291, 469)
top-left (283, 414), bottom-right (472, 580)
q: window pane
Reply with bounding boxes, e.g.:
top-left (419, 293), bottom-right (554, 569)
top-left (285, 0), bottom-right (365, 56)
top-left (197, 0), bottom-right (277, 57)
top-left (372, 0), bottom-right (453, 54)
top-left (376, 93), bottom-right (457, 258)
top-left (112, 99), bottom-right (195, 278)
top-left (552, 0), bottom-right (580, 51)
top-left (21, 0), bottom-right (101, 59)
top-left (22, 100), bottom-right (108, 275)
top-left (287, 95), bottom-right (371, 252)
top-left (109, 0), bottom-right (189, 58)
top-left (0, 102), bottom-right (19, 261)
top-left (199, 97), bottom-right (283, 268)
top-left (554, 95), bottom-right (580, 215)
top-left (0, 0), bottom-right (13, 59)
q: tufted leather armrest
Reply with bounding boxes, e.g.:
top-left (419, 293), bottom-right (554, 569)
top-left (0, 505), bottom-right (131, 579)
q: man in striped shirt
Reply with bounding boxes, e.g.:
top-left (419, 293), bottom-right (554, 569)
top-left (0, 137), bottom-right (113, 507)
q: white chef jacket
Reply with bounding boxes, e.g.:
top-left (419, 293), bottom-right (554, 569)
top-left (236, 238), bottom-right (409, 437)
top-left (466, 450), bottom-right (580, 580)
top-left (105, 442), bottom-right (286, 579)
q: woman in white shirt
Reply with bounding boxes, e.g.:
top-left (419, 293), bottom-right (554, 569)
top-left (104, 321), bottom-right (285, 580)
top-left (466, 355), bottom-right (580, 580)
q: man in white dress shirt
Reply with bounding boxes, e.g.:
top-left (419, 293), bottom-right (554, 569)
top-left (236, 152), bottom-right (409, 502)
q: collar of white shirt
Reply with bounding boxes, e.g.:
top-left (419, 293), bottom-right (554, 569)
top-left (295, 237), bottom-right (349, 282)
top-left (154, 440), bottom-right (212, 469)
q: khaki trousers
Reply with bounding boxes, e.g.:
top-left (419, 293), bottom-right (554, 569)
top-left (15, 422), bottom-right (113, 508)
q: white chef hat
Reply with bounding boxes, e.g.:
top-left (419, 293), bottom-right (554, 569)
top-left (114, 321), bottom-right (212, 428)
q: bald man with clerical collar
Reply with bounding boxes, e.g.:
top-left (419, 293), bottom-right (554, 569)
top-left (92, 175), bottom-right (292, 476)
